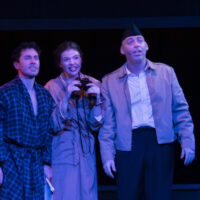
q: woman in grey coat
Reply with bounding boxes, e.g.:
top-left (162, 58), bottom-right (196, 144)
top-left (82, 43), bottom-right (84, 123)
top-left (45, 41), bottom-right (103, 200)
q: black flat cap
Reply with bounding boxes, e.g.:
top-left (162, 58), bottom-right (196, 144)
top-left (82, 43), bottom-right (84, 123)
top-left (121, 24), bottom-right (143, 42)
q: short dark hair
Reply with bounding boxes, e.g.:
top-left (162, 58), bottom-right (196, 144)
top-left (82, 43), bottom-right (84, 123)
top-left (54, 41), bottom-right (83, 66)
top-left (11, 41), bottom-right (41, 62)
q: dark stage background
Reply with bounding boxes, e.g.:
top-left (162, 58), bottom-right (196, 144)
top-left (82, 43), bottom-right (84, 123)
top-left (0, 27), bottom-right (200, 186)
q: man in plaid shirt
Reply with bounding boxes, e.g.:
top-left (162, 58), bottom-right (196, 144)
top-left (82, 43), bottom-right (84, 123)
top-left (0, 42), bottom-right (54, 200)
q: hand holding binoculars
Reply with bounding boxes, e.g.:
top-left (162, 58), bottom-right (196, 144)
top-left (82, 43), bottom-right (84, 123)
top-left (71, 78), bottom-right (97, 102)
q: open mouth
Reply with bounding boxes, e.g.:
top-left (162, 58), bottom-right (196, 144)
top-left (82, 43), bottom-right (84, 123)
top-left (68, 65), bottom-right (80, 72)
top-left (69, 67), bottom-right (78, 72)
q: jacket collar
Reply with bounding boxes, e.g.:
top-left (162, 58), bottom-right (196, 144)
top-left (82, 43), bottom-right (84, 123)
top-left (118, 59), bottom-right (156, 79)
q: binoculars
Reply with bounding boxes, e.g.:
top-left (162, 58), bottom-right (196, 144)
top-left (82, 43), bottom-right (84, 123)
top-left (71, 78), bottom-right (97, 102)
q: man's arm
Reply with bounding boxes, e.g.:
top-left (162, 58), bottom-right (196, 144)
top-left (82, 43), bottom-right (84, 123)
top-left (0, 98), bottom-right (8, 185)
top-left (42, 116), bottom-right (54, 166)
top-left (98, 76), bottom-right (117, 168)
top-left (41, 93), bottom-right (55, 166)
top-left (171, 68), bottom-right (195, 165)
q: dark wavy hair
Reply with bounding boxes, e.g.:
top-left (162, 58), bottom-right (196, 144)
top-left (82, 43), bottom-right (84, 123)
top-left (11, 41), bottom-right (41, 62)
top-left (54, 41), bottom-right (83, 67)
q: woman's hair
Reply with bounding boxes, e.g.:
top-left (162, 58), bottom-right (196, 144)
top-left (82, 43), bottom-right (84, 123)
top-left (54, 41), bottom-right (83, 66)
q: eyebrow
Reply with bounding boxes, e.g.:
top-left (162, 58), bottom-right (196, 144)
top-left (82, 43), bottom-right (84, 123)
top-left (63, 54), bottom-right (80, 58)
top-left (23, 54), bottom-right (39, 58)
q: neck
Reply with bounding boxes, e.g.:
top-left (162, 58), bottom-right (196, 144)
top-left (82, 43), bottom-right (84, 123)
top-left (19, 75), bottom-right (35, 91)
top-left (127, 59), bottom-right (147, 75)
top-left (63, 71), bottom-right (79, 82)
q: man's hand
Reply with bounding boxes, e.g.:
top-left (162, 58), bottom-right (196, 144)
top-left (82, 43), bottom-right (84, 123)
top-left (180, 147), bottom-right (195, 165)
top-left (103, 160), bottom-right (116, 178)
top-left (44, 165), bottom-right (52, 182)
top-left (0, 167), bottom-right (3, 186)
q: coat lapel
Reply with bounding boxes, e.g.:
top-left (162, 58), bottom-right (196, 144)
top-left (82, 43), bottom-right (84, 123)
top-left (118, 65), bottom-right (132, 119)
top-left (18, 78), bottom-right (36, 119)
top-left (146, 60), bottom-right (157, 123)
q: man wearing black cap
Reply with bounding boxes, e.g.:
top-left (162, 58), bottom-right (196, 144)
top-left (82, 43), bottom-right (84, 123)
top-left (98, 24), bottom-right (195, 200)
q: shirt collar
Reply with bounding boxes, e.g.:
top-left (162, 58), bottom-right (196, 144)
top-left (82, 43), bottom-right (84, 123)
top-left (125, 59), bottom-right (152, 76)
top-left (118, 59), bottom-right (156, 79)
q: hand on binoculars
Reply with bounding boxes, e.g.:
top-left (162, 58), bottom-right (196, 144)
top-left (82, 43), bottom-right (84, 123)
top-left (67, 80), bottom-right (81, 99)
top-left (86, 83), bottom-right (100, 95)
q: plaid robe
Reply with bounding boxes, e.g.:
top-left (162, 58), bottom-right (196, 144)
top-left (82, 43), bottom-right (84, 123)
top-left (0, 77), bottom-right (54, 200)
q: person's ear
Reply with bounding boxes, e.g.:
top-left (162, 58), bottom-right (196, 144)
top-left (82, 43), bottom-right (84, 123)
top-left (13, 61), bottom-right (19, 70)
top-left (120, 45), bottom-right (125, 55)
top-left (145, 42), bottom-right (149, 51)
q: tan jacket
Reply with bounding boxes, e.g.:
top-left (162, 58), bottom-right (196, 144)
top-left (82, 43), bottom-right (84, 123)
top-left (99, 59), bottom-right (195, 164)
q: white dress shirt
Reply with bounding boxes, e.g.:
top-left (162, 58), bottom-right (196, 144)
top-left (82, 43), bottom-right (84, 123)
top-left (126, 66), bottom-right (155, 129)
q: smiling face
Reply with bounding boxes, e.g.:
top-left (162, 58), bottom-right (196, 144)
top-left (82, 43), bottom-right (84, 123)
top-left (120, 35), bottom-right (149, 64)
top-left (14, 48), bottom-right (40, 79)
top-left (59, 49), bottom-right (82, 78)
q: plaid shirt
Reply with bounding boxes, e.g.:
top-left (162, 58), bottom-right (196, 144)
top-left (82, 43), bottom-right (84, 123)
top-left (0, 77), bottom-right (54, 200)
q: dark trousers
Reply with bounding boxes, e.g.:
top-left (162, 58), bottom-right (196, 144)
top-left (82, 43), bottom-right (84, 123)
top-left (116, 127), bottom-right (174, 200)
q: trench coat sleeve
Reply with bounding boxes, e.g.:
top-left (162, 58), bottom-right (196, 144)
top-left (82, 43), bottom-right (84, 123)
top-left (171, 68), bottom-right (195, 151)
top-left (98, 76), bottom-right (116, 165)
top-left (50, 102), bottom-right (67, 133)
top-left (87, 101), bottom-right (103, 132)
top-left (45, 81), bottom-right (69, 133)
top-left (85, 76), bottom-right (103, 132)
